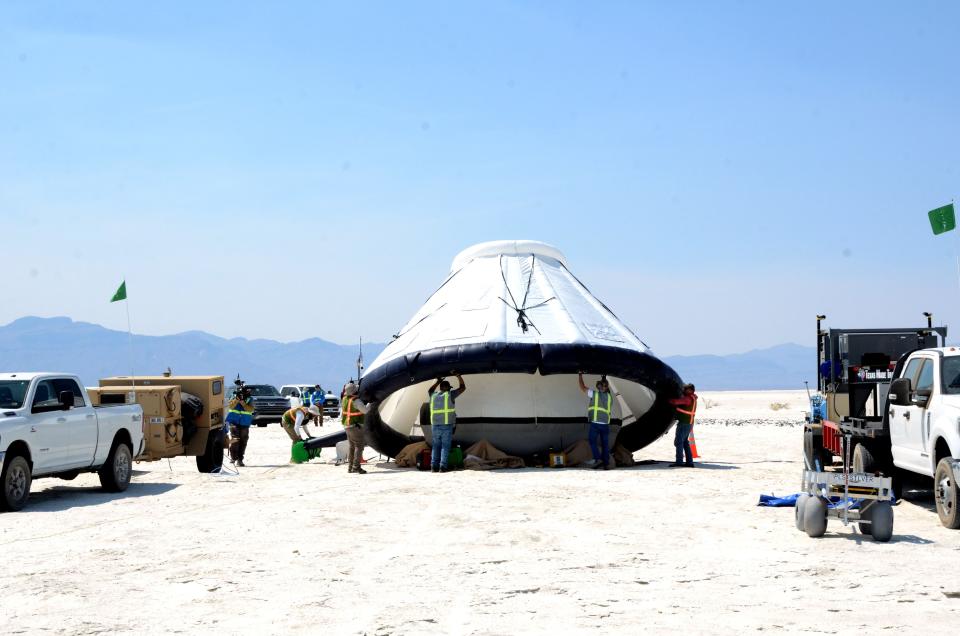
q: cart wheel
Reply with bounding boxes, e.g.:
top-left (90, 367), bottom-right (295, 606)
top-left (795, 494), bottom-right (810, 531)
top-left (870, 501), bottom-right (893, 542)
top-left (857, 503), bottom-right (873, 536)
top-left (803, 496), bottom-right (828, 538)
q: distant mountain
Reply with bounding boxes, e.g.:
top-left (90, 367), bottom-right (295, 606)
top-left (0, 317), bottom-right (815, 391)
top-left (0, 317), bottom-right (385, 390)
top-left (663, 343), bottom-right (815, 391)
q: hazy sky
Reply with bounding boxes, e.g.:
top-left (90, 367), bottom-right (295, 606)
top-left (2, 2), bottom-right (959, 355)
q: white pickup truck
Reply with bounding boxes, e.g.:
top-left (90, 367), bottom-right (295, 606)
top-left (885, 348), bottom-right (960, 527)
top-left (0, 372), bottom-right (145, 511)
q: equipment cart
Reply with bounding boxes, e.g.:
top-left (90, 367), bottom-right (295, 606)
top-left (796, 434), bottom-right (895, 542)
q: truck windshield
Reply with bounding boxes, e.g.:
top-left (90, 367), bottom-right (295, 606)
top-left (247, 385), bottom-right (281, 397)
top-left (0, 380), bottom-right (30, 409)
top-left (942, 357), bottom-right (960, 394)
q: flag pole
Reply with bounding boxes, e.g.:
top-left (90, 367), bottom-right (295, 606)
top-left (124, 279), bottom-right (135, 399)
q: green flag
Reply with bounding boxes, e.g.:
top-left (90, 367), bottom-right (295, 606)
top-left (928, 203), bottom-right (956, 236)
top-left (110, 280), bottom-right (127, 303)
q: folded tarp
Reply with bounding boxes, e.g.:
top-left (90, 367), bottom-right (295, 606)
top-left (463, 440), bottom-right (524, 470)
top-left (757, 494), bottom-right (801, 507)
top-left (394, 441), bottom-right (429, 468)
top-left (757, 494), bottom-right (886, 508)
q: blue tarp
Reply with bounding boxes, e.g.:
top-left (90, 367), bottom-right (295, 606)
top-left (757, 494), bottom-right (886, 508)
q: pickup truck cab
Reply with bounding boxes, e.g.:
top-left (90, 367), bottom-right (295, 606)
top-left (280, 384), bottom-right (315, 408)
top-left (245, 384), bottom-right (290, 426)
top-left (887, 348), bottom-right (960, 527)
top-left (0, 372), bottom-right (145, 511)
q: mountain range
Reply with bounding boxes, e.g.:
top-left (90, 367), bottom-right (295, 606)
top-left (0, 316), bottom-right (814, 391)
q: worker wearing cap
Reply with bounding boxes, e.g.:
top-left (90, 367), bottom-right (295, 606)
top-left (668, 383), bottom-right (698, 467)
top-left (427, 374), bottom-right (466, 473)
top-left (578, 373), bottom-right (616, 470)
top-left (341, 382), bottom-right (370, 474)
top-left (281, 404), bottom-right (321, 444)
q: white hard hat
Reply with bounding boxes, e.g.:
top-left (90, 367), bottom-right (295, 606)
top-left (344, 382), bottom-right (358, 396)
top-left (307, 405), bottom-right (321, 416)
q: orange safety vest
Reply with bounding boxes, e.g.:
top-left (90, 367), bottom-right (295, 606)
top-left (283, 406), bottom-right (309, 425)
top-left (675, 395), bottom-right (698, 425)
top-left (341, 397), bottom-right (365, 427)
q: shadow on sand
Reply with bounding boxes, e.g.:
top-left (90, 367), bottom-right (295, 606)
top-left (24, 481), bottom-right (180, 512)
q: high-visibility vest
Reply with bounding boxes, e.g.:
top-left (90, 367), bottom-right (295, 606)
top-left (226, 400), bottom-right (254, 426)
top-left (587, 390), bottom-right (613, 425)
top-left (341, 397), bottom-right (365, 427)
top-left (283, 407), bottom-right (309, 425)
top-left (301, 389), bottom-right (313, 405)
top-left (675, 396), bottom-right (698, 425)
top-left (429, 391), bottom-right (456, 426)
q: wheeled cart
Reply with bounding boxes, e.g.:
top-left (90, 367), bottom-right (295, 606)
top-left (796, 465), bottom-right (895, 542)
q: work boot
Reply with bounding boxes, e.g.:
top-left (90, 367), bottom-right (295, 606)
top-left (348, 466), bottom-right (356, 473)
top-left (237, 459), bottom-right (245, 467)
top-left (439, 466), bottom-right (449, 473)
top-left (431, 465), bottom-right (439, 473)
top-left (356, 467), bottom-right (367, 474)
top-left (592, 462), bottom-right (605, 470)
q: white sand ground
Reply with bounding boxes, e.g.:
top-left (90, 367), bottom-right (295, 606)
top-left (2, 390), bottom-right (958, 635)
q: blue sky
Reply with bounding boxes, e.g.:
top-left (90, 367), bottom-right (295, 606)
top-left (2, 1), bottom-right (958, 356)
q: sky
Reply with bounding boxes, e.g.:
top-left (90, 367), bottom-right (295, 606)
top-left (1, 1), bottom-right (959, 356)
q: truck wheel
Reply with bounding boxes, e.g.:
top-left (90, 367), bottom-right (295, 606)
top-left (870, 501), bottom-right (894, 542)
top-left (852, 443), bottom-right (875, 474)
top-left (99, 442), bottom-right (133, 493)
top-left (934, 458), bottom-right (960, 529)
top-left (795, 493), bottom-right (810, 531)
top-left (1, 455), bottom-right (32, 512)
top-left (803, 496), bottom-right (828, 538)
top-left (196, 430), bottom-right (225, 473)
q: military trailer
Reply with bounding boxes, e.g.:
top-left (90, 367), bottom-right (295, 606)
top-left (89, 375), bottom-right (225, 473)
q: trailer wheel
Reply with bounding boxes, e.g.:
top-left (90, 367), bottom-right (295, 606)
top-left (803, 430), bottom-right (816, 470)
top-left (934, 458), bottom-right (960, 529)
top-left (852, 443), bottom-right (875, 474)
top-left (870, 501), bottom-right (894, 542)
top-left (795, 494), bottom-right (810, 531)
top-left (803, 496), bottom-right (828, 538)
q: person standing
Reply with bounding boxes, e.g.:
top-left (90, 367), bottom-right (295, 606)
top-left (427, 374), bottom-right (466, 473)
top-left (281, 404), bottom-right (321, 444)
top-left (669, 384), bottom-right (698, 467)
top-left (341, 382), bottom-right (370, 474)
top-left (225, 392), bottom-right (254, 466)
top-left (578, 373), bottom-right (615, 470)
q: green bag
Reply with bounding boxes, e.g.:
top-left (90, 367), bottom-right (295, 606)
top-left (448, 446), bottom-right (464, 469)
top-left (291, 441), bottom-right (310, 464)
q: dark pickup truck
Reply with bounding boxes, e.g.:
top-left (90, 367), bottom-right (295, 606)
top-left (245, 384), bottom-right (289, 426)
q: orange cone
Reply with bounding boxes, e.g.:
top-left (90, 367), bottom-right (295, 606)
top-left (688, 427), bottom-right (700, 459)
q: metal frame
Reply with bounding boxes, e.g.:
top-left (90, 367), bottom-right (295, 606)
top-left (802, 434), bottom-right (894, 528)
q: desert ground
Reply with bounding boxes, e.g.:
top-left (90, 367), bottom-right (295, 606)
top-left (2, 390), bottom-right (959, 635)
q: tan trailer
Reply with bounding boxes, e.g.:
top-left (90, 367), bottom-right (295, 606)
top-left (89, 375), bottom-right (226, 473)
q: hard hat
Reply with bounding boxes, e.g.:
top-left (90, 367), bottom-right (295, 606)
top-left (344, 382), bottom-right (358, 396)
top-left (307, 405), bottom-right (321, 416)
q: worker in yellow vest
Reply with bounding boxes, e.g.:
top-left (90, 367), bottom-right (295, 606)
top-left (427, 374), bottom-right (466, 473)
top-left (341, 382), bottom-right (370, 474)
top-left (578, 373), bottom-right (615, 470)
top-left (281, 404), bottom-right (320, 444)
top-left (669, 383), bottom-right (698, 467)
